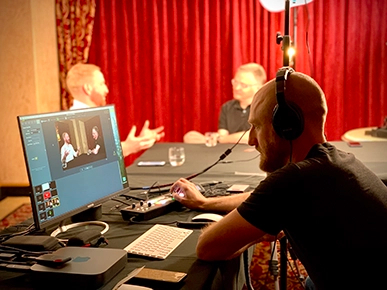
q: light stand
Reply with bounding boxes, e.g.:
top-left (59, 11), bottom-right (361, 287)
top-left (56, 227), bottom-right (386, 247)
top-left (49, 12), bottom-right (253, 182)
top-left (269, 241), bottom-right (280, 290)
top-left (275, 1), bottom-right (292, 290)
top-left (276, 0), bottom-right (292, 67)
top-left (259, 1), bottom-right (312, 289)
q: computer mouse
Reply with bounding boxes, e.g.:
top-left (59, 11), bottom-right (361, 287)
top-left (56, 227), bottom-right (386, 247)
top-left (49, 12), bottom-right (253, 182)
top-left (191, 213), bottom-right (223, 223)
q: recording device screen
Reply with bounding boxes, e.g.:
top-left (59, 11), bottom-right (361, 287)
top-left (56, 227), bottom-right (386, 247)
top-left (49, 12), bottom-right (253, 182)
top-left (18, 105), bottom-right (129, 231)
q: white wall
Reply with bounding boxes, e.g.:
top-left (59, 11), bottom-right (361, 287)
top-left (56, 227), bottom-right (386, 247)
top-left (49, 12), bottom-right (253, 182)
top-left (0, 0), bottom-right (60, 186)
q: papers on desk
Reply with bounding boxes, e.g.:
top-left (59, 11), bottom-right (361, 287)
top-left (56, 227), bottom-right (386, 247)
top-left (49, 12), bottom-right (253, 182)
top-left (113, 266), bottom-right (145, 290)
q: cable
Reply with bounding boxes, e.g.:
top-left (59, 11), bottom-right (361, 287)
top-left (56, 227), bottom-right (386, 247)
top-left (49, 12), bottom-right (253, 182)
top-left (287, 255), bottom-right (306, 289)
top-left (144, 181), bottom-right (159, 201)
top-left (110, 197), bottom-right (135, 207)
top-left (0, 223), bottom-right (36, 244)
top-left (129, 129), bottom-right (250, 191)
top-left (128, 216), bottom-right (176, 226)
top-left (219, 153), bottom-right (260, 164)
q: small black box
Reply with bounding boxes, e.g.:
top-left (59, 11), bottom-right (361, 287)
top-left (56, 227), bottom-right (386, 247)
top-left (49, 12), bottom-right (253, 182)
top-left (2, 235), bottom-right (61, 251)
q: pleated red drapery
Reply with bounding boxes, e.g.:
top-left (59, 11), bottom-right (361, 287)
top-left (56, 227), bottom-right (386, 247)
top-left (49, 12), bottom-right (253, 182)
top-left (88, 0), bottom-right (387, 165)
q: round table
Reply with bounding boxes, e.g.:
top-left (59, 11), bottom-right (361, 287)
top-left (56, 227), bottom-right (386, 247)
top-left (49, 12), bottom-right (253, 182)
top-left (341, 127), bottom-right (387, 142)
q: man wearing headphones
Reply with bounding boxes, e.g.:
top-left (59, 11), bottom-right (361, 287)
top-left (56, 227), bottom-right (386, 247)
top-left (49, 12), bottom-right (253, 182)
top-left (172, 70), bottom-right (387, 289)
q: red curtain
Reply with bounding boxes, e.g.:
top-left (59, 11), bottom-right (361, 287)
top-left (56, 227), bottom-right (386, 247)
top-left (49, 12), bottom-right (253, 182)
top-left (56, 0), bottom-right (96, 110)
top-left (88, 0), bottom-right (387, 164)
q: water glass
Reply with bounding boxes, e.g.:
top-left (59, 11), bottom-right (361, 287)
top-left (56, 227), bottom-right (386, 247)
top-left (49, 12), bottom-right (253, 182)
top-left (205, 132), bottom-right (219, 147)
top-left (168, 147), bottom-right (185, 166)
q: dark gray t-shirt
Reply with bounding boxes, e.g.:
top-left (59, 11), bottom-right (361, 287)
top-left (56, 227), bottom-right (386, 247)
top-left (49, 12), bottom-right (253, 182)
top-left (218, 99), bottom-right (250, 133)
top-left (238, 143), bottom-right (387, 289)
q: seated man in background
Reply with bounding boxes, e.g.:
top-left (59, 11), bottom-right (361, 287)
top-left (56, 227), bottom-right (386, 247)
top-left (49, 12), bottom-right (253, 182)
top-left (60, 132), bottom-right (79, 164)
top-left (66, 63), bottom-right (165, 157)
top-left (184, 63), bottom-right (266, 144)
top-left (172, 70), bottom-right (387, 289)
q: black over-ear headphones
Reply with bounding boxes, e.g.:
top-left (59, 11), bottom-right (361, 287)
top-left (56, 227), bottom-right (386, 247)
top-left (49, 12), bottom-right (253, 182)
top-left (272, 67), bottom-right (304, 140)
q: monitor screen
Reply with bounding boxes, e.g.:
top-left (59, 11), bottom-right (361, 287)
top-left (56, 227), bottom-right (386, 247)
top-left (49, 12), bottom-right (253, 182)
top-left (18, 105), bottom-right (129, 231)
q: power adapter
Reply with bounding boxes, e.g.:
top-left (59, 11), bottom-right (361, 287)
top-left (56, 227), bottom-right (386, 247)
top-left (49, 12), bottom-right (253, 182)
top-left (66, 229), bottom-right (106, 247)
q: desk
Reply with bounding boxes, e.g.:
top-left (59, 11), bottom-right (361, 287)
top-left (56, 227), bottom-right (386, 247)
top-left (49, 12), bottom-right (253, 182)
top-left (65, 152), bottom-right (106, 169)
top-left (0, 143), bottom-right (263, 290)
top-left (331, 141), bottom-right (387, 184)
top-left (126, 142), bottom-right (266, 188)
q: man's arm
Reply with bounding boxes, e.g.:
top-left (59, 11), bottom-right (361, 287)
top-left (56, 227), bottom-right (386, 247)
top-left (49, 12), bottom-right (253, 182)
top-left (218, 130), bottom-right (249, 144)
top-left (121, 120), bottom-right (165, 157)
top-left (61, 147), bottom-right (68, 163)
top-left (196, 209), bottom-right (267, 260)
top-left (171, 178), bottom-right (251, 213)
top-left (138, 120), bottom-right (165, 141)
top-left (171, 179), bottom-right (277, 261)
top-left (70, 144), bottom-right (79, 157)
top-left (91, 144), bottom-right (100, 154)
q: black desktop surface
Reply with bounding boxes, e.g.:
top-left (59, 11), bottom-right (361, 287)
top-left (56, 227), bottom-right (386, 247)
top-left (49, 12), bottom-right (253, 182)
top-left (0, 143), bottom-right (261, 290)
top-left (1, 141), bottom-right (386, 290)
top-left (331, 141), bottom-right (387, 184)
top-left (127, 141), bottom-right (387, 187)
top-left (0, 204), bottom-right (247, 290)
top-left (126, 142), bottom-right (266, 189)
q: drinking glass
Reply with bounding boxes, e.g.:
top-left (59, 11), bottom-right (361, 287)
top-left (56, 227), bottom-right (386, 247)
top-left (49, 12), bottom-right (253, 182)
top-left (204, 132), bottom-right (219, 147)
top-left (168, 147), bottom-right (185, 166)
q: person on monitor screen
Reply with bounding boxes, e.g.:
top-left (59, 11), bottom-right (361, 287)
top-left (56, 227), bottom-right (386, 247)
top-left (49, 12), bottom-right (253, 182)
top-left (171, 70), bottom-right (387, 289)
top-left (60, 132), bottom-right (79, 164)
top-left (66, 63), bottom-right (165, 157)
top-left (89, 125), bottom-right (106, 155)
top-left (183, 63), bottom-right (267, 144)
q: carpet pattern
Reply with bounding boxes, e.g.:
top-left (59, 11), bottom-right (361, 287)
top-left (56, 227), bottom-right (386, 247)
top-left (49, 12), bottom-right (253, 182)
top-left (247, 241), bottom-right (308, 290)
top-left (0, 203), bottom-right (33, 231)
top-left (0, 204), bottom-right (308, 289)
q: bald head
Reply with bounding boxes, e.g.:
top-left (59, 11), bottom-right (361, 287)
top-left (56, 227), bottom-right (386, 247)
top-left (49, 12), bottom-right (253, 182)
top-left (66, 63), bottom-right (109, 107)
top-left (248, 70), bottom-right (328, 172)
top-left (284, 72), bottom-right (327, 133)
top-left (250, 71), bottom-right (327, 138)
top-left (236, 63), bottom-right (267, 84)
top-left (66, 63), bottom-right (101, 93)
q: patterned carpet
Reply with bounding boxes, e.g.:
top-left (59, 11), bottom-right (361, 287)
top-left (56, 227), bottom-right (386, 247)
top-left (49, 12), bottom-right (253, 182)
top-left (0, 204), bottom-right (308, 289)
top-left (247, 241), bottom-right (308, 290)
top-left (0, 203), bottom-right (33, 231)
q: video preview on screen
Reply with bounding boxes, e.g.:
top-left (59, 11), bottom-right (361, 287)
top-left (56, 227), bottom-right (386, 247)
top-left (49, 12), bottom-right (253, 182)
top-left (18, 106), bottom-right (129, 229)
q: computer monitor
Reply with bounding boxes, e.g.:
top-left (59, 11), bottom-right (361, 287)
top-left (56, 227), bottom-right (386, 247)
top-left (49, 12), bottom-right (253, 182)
top-left (17, 105), bottom-right (129, 232)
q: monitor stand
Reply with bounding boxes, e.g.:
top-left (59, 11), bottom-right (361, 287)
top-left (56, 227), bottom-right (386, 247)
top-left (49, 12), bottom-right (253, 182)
top-left (71, 205), bottom-right (103, 223)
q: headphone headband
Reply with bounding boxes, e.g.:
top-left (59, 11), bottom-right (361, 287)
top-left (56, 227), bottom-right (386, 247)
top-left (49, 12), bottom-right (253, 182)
top-left (272, 67), bottom-right (304, 140)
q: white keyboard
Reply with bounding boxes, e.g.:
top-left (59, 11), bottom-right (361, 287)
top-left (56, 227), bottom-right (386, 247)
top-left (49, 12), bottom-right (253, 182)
top-left (124, 224), bottom-right (193, 259)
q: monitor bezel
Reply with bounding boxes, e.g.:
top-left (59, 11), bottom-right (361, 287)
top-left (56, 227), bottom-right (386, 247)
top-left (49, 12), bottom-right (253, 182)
top-left (17, 105), bottom-right (130, 231)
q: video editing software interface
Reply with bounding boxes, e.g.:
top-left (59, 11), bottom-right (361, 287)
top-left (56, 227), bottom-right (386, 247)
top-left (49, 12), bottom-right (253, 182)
top-left (18, 105), bottom-right (129, 230)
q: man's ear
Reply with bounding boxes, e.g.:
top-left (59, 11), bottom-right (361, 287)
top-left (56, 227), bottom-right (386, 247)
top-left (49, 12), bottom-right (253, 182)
top-left (82, 83), bottom-right (92, 95)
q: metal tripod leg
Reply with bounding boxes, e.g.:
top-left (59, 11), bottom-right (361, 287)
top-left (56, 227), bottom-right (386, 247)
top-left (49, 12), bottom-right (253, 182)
top-left (270, 241), bottom-right (280, 290)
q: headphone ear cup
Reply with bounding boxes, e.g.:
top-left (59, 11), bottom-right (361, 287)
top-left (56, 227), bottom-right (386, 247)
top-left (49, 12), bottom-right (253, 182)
top-left (272, 101), bottom-right (304, 140)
